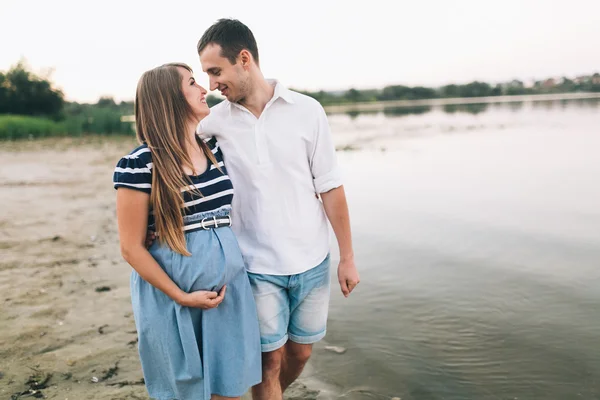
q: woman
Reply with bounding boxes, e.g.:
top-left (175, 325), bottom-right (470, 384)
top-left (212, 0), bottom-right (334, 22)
top-left (113, 63), bottom-right (261, 400)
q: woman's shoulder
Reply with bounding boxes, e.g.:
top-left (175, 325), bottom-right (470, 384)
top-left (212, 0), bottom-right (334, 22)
top-left (122, 143), bottom-right (151, 161)
top-left (115, 143), bottom-right (152, 168)
top-left (113, 144), bottom-right (153, 193)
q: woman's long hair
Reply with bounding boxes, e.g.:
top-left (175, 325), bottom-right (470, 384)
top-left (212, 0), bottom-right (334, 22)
top-left (135, 62), bottom-right (219, 256)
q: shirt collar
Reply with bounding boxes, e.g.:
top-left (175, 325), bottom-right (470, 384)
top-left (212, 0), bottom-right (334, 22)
top-left (223, 79), bottom-right (295, 117)
top-left (267, 79), bottom-right (295, 104)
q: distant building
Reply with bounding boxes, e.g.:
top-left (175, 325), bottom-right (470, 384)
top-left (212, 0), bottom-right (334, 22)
top-left (500, 79), bottom-right (525, 93)
top-left (574, 75), bottom-right (591, 84)
top-left (542, 78), bottom-right (556, 88)
top-left (503, 79), bottom-right (524, 89)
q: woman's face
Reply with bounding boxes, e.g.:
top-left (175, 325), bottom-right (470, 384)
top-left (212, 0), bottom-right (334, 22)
top-left (178, 67), bottom-right (209, 120)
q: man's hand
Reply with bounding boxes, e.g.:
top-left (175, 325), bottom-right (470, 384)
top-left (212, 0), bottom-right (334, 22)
top-left (337, 258), bottom-right (360, 297)
top-left (145, 230), bottom-right (156, 249)
top-left (320, 186), bottom-right (358, 297)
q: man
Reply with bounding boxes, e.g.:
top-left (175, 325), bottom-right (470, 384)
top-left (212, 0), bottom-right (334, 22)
top-left (197, 19), bottom-right (359, 399)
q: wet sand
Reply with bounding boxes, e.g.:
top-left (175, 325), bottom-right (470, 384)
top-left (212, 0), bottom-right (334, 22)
top-left (0, 137), bottom-right (331, 400)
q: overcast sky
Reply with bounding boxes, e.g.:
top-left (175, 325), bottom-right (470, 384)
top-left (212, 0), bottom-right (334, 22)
top-left (2, 0), bottom-right (599, 102)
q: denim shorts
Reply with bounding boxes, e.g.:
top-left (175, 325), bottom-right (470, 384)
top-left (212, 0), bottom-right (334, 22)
top-left (247, 254), bottom-right (331, 352)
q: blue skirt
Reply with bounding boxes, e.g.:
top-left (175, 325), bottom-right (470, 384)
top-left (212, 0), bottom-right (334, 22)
top-left (130, 227), bottom-right (262, 400)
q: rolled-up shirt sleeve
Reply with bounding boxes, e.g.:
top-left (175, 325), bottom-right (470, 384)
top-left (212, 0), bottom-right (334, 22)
top-left (310, 104), bottom-right (343, 193)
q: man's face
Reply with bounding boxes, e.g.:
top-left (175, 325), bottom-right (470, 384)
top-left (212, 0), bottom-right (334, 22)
top-left (200, 43), bottom-right (248, 103)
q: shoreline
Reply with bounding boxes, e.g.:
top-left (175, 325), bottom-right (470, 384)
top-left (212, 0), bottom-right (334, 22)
top-left (323, 91), bottom-right (600, 113)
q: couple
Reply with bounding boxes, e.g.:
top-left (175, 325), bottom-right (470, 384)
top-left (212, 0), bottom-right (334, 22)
top-left (113, 19), bottom-right (359, 400)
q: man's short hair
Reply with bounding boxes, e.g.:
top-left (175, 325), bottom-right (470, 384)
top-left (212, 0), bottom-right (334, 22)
top-left (197, 19), bottom-right (259, 65)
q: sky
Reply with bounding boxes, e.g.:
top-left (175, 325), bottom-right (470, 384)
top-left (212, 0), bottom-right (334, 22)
top-left (2, 0), bottom-right (599, 103)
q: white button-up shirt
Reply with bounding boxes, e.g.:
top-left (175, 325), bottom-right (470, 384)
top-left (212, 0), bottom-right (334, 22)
top-left (197, 80), bottom-right (342, 275)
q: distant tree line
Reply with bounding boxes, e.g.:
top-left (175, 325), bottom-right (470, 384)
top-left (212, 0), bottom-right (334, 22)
top-left (292, 74), bottom-right (600, 106)
top-left (0, 62), bottom-right (135, 139)
top-left (0, 61), bottom-right (226, 115)
top-left (0, 61), bottom-right (64, 118)
top-left (2, 60), bottom-right (599, 139)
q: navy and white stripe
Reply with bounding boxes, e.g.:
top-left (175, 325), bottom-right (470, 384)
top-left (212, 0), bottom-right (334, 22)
top-left (113, 137), bottom-right (234, 232)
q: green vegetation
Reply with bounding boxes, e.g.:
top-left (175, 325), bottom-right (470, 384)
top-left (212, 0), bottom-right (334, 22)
top-left (206, 95), bottom-right (222, 107)
top-left (292, 75), bottom-right (600, 106)
top-left (0, 115), bottom-right (66, 140)
top-left (62, 97), bottom-right (134, 136)
top-left (0, 61), bottom-right (134, 140)
top-left (0, 61), bottom-right (64, 118)
top-left (2, 59), bottom-right (599, 140)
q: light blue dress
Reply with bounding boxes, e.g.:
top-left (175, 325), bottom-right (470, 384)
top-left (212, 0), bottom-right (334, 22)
top-left (114, 138), bottom-right (262, 399)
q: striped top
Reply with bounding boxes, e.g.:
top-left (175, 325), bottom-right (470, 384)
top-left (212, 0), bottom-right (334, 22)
top-left (113, 137), bottom-right (234, 233)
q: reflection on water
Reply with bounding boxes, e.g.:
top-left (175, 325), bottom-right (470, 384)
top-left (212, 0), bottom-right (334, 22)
top-left (345, 109), bottom-right (379, 119)
top-left (312, 98), bottom-right (600, 400)
top-left (491, 101), bottom-right (525, 112)
top-left (383, 106), bottom-right (433, 117)
top-left (443, 103), bottom-right (489, 114)
top-left (336, 97), bottom-right (600, 119)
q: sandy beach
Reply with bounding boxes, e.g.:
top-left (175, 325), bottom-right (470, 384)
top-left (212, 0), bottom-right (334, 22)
top-left (0, 137), bottom-right (331, 400)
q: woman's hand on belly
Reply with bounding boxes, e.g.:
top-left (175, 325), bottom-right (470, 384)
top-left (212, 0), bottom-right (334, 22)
top-left (177, 285), bottom-right (227, 309)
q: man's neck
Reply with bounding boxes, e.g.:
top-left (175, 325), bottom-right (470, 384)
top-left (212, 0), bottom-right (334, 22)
top-left (238, 78), bottom-right (275, 119)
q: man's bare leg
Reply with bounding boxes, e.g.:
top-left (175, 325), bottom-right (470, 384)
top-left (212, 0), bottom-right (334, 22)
top-left (280, 342), bottom-right (313, 392)
top-left (252, 347), bottom-right (285, 400)
top-left (212, 396), bottom-right (240, 400)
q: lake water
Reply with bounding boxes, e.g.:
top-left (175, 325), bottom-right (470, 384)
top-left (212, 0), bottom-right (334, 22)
top-left (309, 99), bottom-right (600, 399)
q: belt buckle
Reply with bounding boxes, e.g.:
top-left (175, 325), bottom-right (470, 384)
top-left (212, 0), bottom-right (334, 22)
top-left (200, 217), bottom-right (209, 230)
top-left (200, 215), bottom-right (232, 230)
